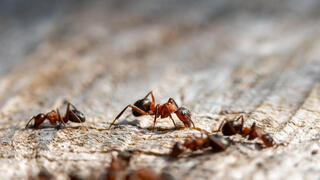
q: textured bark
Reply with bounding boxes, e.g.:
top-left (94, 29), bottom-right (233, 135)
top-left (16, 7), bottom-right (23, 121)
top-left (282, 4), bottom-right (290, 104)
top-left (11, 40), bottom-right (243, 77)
top-left (1, 0), bottom-right (320, 179)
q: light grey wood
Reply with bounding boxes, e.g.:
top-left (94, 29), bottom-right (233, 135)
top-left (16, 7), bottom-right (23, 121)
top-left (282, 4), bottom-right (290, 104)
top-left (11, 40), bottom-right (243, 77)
top-left (1, 0), bottom-right (320, 179)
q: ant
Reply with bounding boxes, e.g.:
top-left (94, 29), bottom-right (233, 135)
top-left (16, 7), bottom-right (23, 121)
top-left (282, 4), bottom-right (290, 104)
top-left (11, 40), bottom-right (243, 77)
top-left (105, 152), bottom-right (132, 180)
top-left (170, 132), bottom-right (228, 158)
top-left (29, 168), bottom-right (53, 180)
top-left (104, 152), bottom-right (163, 180)
top-left (25, 101), bottom-right (85, 129)
top-left (126, 168), bottom-right (163, 180)
top-left (215, 115), bottom-right (274, 147)
top-left (109, 91), bottom-right (195, 132)
top-left (248, 122), bottom-right (274, 147)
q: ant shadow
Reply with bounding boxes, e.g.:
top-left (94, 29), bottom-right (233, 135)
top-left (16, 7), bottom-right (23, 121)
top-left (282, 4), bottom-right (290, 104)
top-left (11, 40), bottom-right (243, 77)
top-left (116, 119), bottom-right (141, 127)
top-left (168, 148), bottom-right (226, 161)
top-left (24, 124), bottom-right (83, 130)
top-left (113, 116), bottom-right (186, 134)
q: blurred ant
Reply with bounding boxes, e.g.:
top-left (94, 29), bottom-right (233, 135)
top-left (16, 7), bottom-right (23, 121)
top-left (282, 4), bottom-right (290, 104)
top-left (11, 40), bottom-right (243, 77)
top-left (170, 132), bottom-right (228, 158)
top-left (126, 168), bottom-right (163, 180)
top-left (105, 152), bottom-right (132, 180)
top-left (25, 101), bottom-right (85, 129)
top-left (28, 168), bottom-right (53, 180)
top-left (248, 122), bottom-right (274, 147)
top-left (215, 115), bottom-right (274, 147)
top-left (109, 91), bottom-right (195, 131)
top-left (104, 152), bottom-right (163, 180)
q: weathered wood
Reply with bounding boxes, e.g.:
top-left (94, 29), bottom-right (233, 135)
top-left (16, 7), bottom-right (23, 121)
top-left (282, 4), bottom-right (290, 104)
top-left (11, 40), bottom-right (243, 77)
top-left (1, 0), bottom-right (320, 179)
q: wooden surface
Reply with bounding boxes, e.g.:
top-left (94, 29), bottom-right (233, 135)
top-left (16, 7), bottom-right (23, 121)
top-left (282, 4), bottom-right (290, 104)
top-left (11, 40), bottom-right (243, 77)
top-left (1, 0), bottom-right (320, 179)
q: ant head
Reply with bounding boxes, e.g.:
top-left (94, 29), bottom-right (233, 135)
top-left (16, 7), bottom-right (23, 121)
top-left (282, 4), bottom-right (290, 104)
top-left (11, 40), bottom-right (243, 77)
top-left (70, 109), bottom-right (86, 123)
top-left (176, 107), bottom-right (193, 128)
top-left (132, 98), bottom-right (151, 116)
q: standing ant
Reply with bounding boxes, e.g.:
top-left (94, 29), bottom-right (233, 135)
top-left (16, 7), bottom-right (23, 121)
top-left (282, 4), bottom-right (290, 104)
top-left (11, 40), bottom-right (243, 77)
top-left (25, 101), bottom-right (86, 129)
top-left (170, 132), bottom-right (228, 158)
top-left (109, 91), bottom-right (195, 131)
top-left (215, 115), bottom-right (274, 147)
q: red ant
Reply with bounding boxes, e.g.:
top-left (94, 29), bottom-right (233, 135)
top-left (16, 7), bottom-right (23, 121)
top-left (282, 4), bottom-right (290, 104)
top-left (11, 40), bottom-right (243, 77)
top-left (215, 115), bottom-right (274, 147)
top-left (25, 101), bottom-right (85, 129)
top-left (170, 132), bottom-right (228, 157)
top-left (109, 91), bottom-right (195, 131)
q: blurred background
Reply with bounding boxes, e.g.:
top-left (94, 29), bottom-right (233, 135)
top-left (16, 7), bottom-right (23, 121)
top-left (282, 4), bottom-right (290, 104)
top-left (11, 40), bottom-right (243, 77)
top-left (1, 0), bottom-right (320, 115)
top-left (1, 0), bottom-right (320, 75)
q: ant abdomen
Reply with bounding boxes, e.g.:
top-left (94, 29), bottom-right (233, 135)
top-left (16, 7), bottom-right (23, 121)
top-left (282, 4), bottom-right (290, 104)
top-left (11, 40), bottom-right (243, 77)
top-left (132, 98), bottom-right (151, 116)
top-left (70, 109), bottom-right (86, 122)
top-left (222, 121), bottom-right (242, 136)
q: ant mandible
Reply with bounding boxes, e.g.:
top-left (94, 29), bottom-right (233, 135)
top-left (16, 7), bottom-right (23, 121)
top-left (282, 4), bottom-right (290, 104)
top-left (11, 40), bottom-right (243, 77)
top-left (215, 115), bottom-right (274, 147)
top-left (109, 91), bottom-right (195, 131)
top-left (25, 101), bottom-right (86, 129)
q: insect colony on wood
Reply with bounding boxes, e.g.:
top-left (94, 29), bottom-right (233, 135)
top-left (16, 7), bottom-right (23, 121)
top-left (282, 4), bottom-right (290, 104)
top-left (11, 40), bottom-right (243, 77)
top-left (24, 91), bottom-right (275, 179)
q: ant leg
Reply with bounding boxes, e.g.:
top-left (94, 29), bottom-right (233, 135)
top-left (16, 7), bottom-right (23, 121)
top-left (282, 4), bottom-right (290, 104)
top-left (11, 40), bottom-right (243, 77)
top-left (57, 109), bottom-right (71, 133)
top-left (25, 116), bottom-right (35, 128)
top-left (236, 115), bottom-right (245, 131)
top-left (64, 102), bottom-right (71, 121)
top-left (235, 115), bottom-right (244, 121)
top-left (143, 91), bottom-right (155, 104)
top-left (65, 101), bottom-right (78, 111)
top-left (190, 119), bottom-right (196, 128)
top-left (109, 105), bottom-right (148, 129)
top-left (152, 105), bottom-right (160, 132)
top-left (213, 119), bottom-right (227, 132)
top-left (168, 98), bottom-right (179, 108)
top-left (164, 104), bottom-right (177, 128)
top-left (248, 122), bottom-right (258, 140)
top-left (57, 109), bottom-right (67, 128)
